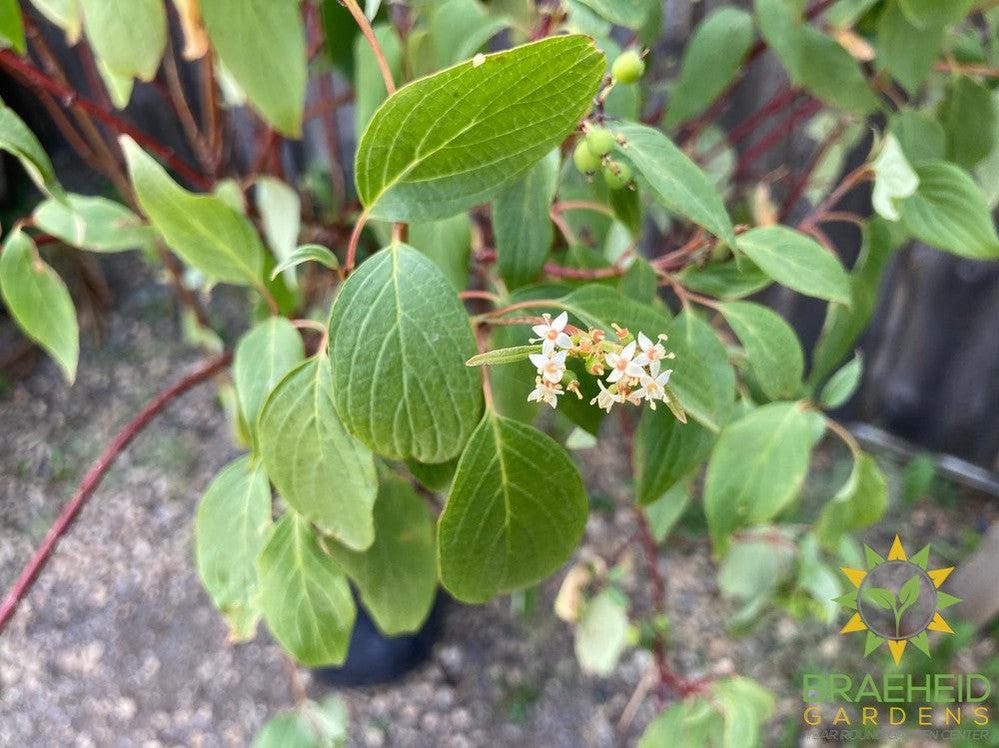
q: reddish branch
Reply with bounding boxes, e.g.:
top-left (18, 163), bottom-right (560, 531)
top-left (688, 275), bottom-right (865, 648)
top-left (733, 99), bottom-right (823, 179)
top-left (0, 49), bottom-right (211, 190)
top-left (0, 353), bottom-right (232, 634)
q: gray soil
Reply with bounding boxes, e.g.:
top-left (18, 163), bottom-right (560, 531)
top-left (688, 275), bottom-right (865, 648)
top-left (1, 256), bottom-right (995, 747)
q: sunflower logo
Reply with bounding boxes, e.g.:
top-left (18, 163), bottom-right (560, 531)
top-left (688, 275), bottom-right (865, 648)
top-left (836, 535), bottom-right (961, 664)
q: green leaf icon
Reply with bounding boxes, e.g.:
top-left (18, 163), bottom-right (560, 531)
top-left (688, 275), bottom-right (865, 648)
top-left (897, 574), bottom-right (921, 616)
top-left (862, 587), bottom-right (895, 610)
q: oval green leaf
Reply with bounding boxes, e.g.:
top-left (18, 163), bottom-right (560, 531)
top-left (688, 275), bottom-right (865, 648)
top-left (257, 513), bottom-right (356, 667)
top-left (609, 121), bottom-right (735, 244)
top-left (0, 229), bottom-right (78, 383)
top-left (326, 476), bottom-right (437, 636)
top-left (200, 0), bottom-right (307, 136)
top-left (233, 316), bottom-right (305, 437)
top-left (719, 301), bottom-right (804, 401)
top-left (121, 136), bottom-right (266, 287)
top-left (704, 402), bottom-right (813, 550)
top-left (258, 356), bottom-right (377, 550)
top-left (355, 35), bottom-right (605, 221)
top-left (438, 412), bottom-right (588, 603)
top-left (195, 455), bottom-right (273, 641)
top-left (736, 225), bottom-right (851, 303)
top-left (897, 161), bottom-right (999, 259)
top-left (33, 194), bottom-right (154, 253)
top-left (329, 243), bottom-right (483, 462)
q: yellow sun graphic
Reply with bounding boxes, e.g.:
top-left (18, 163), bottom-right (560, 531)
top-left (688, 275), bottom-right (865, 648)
top-left (837, 535), bottom-right (961, 665)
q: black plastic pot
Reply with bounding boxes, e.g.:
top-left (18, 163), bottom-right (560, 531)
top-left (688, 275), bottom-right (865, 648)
top-left (313, 595), bottom-right (446, 686)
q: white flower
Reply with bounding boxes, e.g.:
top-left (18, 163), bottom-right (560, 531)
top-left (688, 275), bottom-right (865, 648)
top-left (528, 377), bottom-right (562, 409)
top-left (633, 369), bottom-right (673, 409)
top-left (637, 332), bottom-right (669, 368)
top-left (532, 312), bottom-right (573, 354)
top-left (590, 380), bottom-right (623, 413)
top-left (605, 340), bottom-right (646, 383)
top-left (529, 349), bottom-right (567, 384)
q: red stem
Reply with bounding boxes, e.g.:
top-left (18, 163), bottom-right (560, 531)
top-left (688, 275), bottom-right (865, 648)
top-left (733, 99), bottom-right (823, 179)
top-left (0, 49), bottom-right (211, 190)
top-left (779, 117), bottom-right (849, 221)
top-left (0, 352), bottom-right (232, 633)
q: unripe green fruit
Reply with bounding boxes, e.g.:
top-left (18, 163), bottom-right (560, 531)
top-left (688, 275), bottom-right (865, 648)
top-left (573, 140), bottom-right (601, 174)
top-left (603, 160), bottom-right (632, 190)
top-left (612, 50), bottom-right (645, 84)
top-left (585, 126), bottom-right (616, 158)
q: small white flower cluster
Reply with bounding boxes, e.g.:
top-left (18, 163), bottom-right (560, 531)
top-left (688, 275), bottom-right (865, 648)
top-left (524, 312), bottom-right (675, 414)
top-left (591, 333), bottom-right (673, 413)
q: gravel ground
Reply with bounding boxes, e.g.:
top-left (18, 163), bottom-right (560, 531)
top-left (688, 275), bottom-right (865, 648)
top-left (1, 256), bottom-right (996, 747)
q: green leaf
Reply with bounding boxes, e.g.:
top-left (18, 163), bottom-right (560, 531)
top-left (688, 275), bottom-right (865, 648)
top-left (756, 0), bottom-right (879, 113)
top-left (810, 220), bottom-right (895, 386)
top-left (405, 456), bottom-right (457, 492)
top-left (876, 0), bottom-right (946, 93)
top-left (872, 133), bottom-right (919, 221)
top-left (897, 161), bottom-right (999, 259)
top-left (889, 111), bottom-right (945, 165)
top-left (819, 353), bottom-right (862, 409)
top-left (353, 23), bottom-right (403, 133)
top-left (897, 573), bottom-right (921, 615)
top-left (33, 194), bottom-right (154, 253)
top-left (252, 713), bottom-right (316, 748)
top-left (494, 149), bottom-right (559, 289)
top-left (862, 586), bottom-right (896, 610)
top-left (574, 588), bottom-right (629, 676)
top-left (438, 412), bottom-right (588, 602)
top-left (121, 136), bottom-right (266, 286)
top-left (572, 0), bottom-right (653, 28)
top-left (329, 244), bottom-right (483, 462)
top-left (609, 122), bottom-right (735, 245)
top-left (816, 452), bottom-right (887, 547)
top-left (664, 8), bottom-right (754, 128)
top-left (719, 301), bottom-right (804, 401)
top-left (79, 0), bottom-right (165, 81)
top-left (736, 226), bottom-right (851, 303)
top-left (200, 0), bottom-right (307, 137)
top-left (195, 456), bottom-right (272, 641)
top-left (639, 700), bottom-right (718, 747)
top-left (676, 260), bottom-right (772, 300)
top-left (430, 0), bottom-right (506, 68)
top-left (0, 0), bottom-right (25, 53)
top-left (256, 177), bottom-right (301, 285)
top-left (355, 35), bottom-right (605, 221)
top-left (27, 0), bottom-right (81, 44)
top-left (704, 403), bottom-right (812, 549)
top-left (0, 100), bottom-right (65, 201)
top-left (326, 476), bottom-right (437, 636)
top-left (938, 76), bottom-right (997, 170)
top-left (258, 356), bottom-right (377, 550)
top-left (898, 0), bottom-right (973, 27)
top-left (257, 513), bottom-right (356, 666)
top-left (0, 229), bottom-right (78, 383)
top-left (233, 316), bottom-right (305, 437)
top-left (466, 344), bottom-right (541, 367)
top-left (712, 677), bottom-right (775, 748)
top-left (408, 214), bottom-right (471, 290)
top-left (644, 483), bottom-right (691, 542)
top-left (633, 407), bottom-right (713, 505)
top-left (270, 244), bottom-right (340, 279)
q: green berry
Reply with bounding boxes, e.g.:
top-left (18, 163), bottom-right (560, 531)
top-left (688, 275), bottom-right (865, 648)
top-left (573, 140), bottom-right (601, 174)
top-left (612, 50), bottom-right (645, 84)
top-left (585, 126), bottom-right (616, 158)
top-left (603, 160), bottom-right (632, 190)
